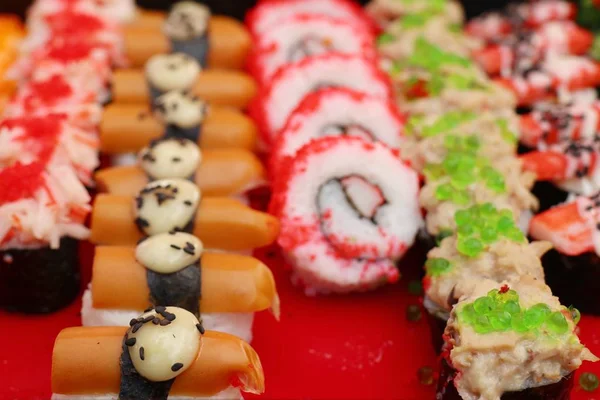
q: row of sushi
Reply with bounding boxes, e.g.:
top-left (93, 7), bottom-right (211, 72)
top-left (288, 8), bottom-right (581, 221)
top-left (371, 1), bottom-right (600, 399)
top-left (0, 1), bottom-right (278, 399)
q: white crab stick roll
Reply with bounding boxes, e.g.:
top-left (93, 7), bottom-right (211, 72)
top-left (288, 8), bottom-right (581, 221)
top-left (253, 53), bottom-right (392, 148)
top-left (270, 136), bottom-right (421, 295)
top-left (270, 87), bottom-right (405, 169)
top-left (248, 14), bottom-right (376, 85)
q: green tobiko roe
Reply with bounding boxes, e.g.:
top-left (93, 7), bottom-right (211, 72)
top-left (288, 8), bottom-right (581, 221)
top-left (407, 37), bottom-right (472, 72)
top-left (425, 257), bottom-right (452, 276)
top-left (377, 33), bottom-right (396, 46)
top-left (410, 111), bottom-right (476, 138)
top-left (496, 118), bottom-right (518, 144)
top-left (454, 203), bottom-right (526, 258)
top-left (458, 288), bottom-right (573, 336)
top-left (399, 13), bottom-right (430, 29)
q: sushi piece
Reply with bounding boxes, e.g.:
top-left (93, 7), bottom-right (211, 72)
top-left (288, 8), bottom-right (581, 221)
top-left (270, 136), bottom-right (421, 294)
top-left (113, 53), bottom-right (257, 109)
top-left (437, 277), bottom-right (596, 400)
top-left (101, 91), bottom-right (258, 154)
top-left (465, 12), bottom-right (513, 43)
top-left (96, 138), bottom-right (265, 197)
top-left (530, 194), bottom-right (600, 314)
top-left (246, 0), bottom-right (376, 38)
top-left (473, 21), bottom-right (594, 77)
top-left (518, 0), bottom-right (578, 28)
top-left (384, 38), bottom-right (517, 116)
top-left (422, 203), bottom-right (550, 351)
top-left (90, 178), bottom-right (279, 250)
top-left (27, 0), bottom-right (137, 24)
top-left (420, 151), bottom-right (538, 236)
top-left (52, 307), bottom-right (265, 399)
top-left (124, 3), bottom-right (252, 70)
top-left (366, 0), bottom-right (465, 29)
top-left (270, 87), bottom-right (405, 170)
top-left (253, 53), bottom-right (392, 148)
top-left (247, 14), bottom-right (376, 85)
top-left (4, 73), bottom-right (102, 132)
top-left (82, 231), bottom-right (279, 342)
top-left (402, 110), bottom-right (519, 172)
top-left (0, 160), bottom-right (90, 313)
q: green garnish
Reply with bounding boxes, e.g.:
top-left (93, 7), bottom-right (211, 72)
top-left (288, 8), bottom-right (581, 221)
top-left (496, 118), bottom-right (518, 144)
top-left (407, 37), bottom-right (471, 72)
top-left (580, 372), bottom-right (600, 392)
top-left (425, 257), bottom-right (452, 276)
top-left (399, 13), bottom-right (429, 29)
top-left (448, 23), bottom-right (462, 33)
top-left (420, 111), bottom-right (477, 137)
top-left (458, 288), bottom-right (571, 335)
top-left (569, 306), bottom-right (581, 325)
top-left (435, 230), bottom-right (453, 246)
top-left (377, 33), bottom-right (395, 46)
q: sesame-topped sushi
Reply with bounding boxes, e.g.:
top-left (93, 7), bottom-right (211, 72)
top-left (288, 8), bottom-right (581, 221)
top-left (270, 136), bottom-right (421, 294)
top-left (437, 277), bottom-right (597, 400)
top-left (367, 0), bottom-right (465, 29)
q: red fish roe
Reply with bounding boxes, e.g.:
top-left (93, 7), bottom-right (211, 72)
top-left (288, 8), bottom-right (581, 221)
top-left (0, 162), bottom-right (46, 206)
top-left (1, 116), bottom-right (63, 165)
top-left (22, 75), bottom-right (73, 111)
top-left (45, 10), bottom-right (105, 36)
top-left (46, 39), bottom-right (96, 62)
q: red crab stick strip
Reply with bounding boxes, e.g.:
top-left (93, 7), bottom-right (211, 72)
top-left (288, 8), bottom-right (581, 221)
top-left (90, 195), bottom-right (280, 250)
top-left (520, 0), bottom-right (577, 28)
top-left (52, 327), bottom-right (264, 396)
top-left (529, 201), bottom-right (593, 256)
top-left (100, 103), bottom-right (258, 153)
top-left (521, 138), bottom-right (598, 181)
top-left (95, 149), bottom-right (265, 197)
top-left (92, 246), bottom-right (278, 314)
top-left (473, 22), bottom-right (593, 76)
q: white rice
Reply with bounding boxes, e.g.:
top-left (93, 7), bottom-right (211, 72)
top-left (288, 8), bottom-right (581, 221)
top-left (52, 387), bottom-right (243, 400)
top-left (81, 289), bottom-right (254, 343)
top-left (28, 0), bottom-right (138, 25)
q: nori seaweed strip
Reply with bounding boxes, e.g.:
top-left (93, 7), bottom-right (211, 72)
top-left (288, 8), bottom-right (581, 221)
top-left (147, 261), bottom-right (202, 318)
top-left (0, 237), bottom-right (80, 314)
top-left (436, 357), bottom-right (574, 400)
top-left (119, 335), bottom-right (175, 400)
top-left (171, 34), bottom-right (210, 68)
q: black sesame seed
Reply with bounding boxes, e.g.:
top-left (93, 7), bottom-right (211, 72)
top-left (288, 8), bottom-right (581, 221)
top-left (155, 306), bottom-right (166, 313)
top-left (196, 323), bottom-right (205, 334)
top-left (125, 337), bottom-right (137, 346)
top-left (183, 247), bottom-right (195, 255)
top-left (170, 244), bottom-right (181, 250)
top-left (132, 323), bottom-right (143, 333)
top-left (171, 363), bottom-right (184, 372)
top-left (173, 188), bottom-right (179, 193)
top-left (152, 318), bottom-right (160, 325)
top-left (165, 312), bottom-right (176, 321)
top-left (139, 347), bottom-right (145, 361)
top-left (160, 319), bottom-right (171, 326)
top-left (172, 157), bottom-right (182, 163)
top-left (184, 200), bottom-right (193, 206)
top-left (137, 112), bottom-right (148, 120)
top-left (143, 315), bottom-right (155, 323)
top-left (129, 318), bottom-right (138, 327)
top-left (135, 217), bottom-right (150, 229)
top-left (135, 197), bottom-right (144, 209)
top-left (144, 306), bottom-right (154, 312)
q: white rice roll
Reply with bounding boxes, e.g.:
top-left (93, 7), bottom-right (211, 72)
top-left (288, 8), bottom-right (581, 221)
top-left (271, 136), bottom-right (422, 294)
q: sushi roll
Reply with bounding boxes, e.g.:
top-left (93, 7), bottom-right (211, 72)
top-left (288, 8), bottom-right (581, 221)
top-left (0, 158), bottom-right (90, 313)
top-left (270, 87), bottom-right (405, 170)
top-left (246, 0), bottom-right (376, 39)
top-left (52, 307), bottom-right (265, 399)
top-left (96, 138), bottom-right (265, 197)
top-left (81, 231), bottom-right (279, 342)
top-left (101, 91), bottom-right (258, 154)
top-left (422, 203), bottom-right (550, 352)
top-left (437, 277), bottom-right (597, 400)
top-left (270, 136), bottom-right (421, 294)
top-left (366, 0), bottom-right (465, 29)
top-left (90, 178), bottom-right (279, 250)
top-left (247, 14), bottom-right (376, 85)
top-left (402, 110), bottom-right (519, 172)
top-left (27, 0), bottom-right (138, 24)
top-left (113, 53), bottom-right (257, 109)
top-left (530, 194), bottom-right (600, 314)
top-left (253, 53), bottom-right (392, 148)
top-left (384, 38), bottom-right (517, 116)
top-left (123, 4), bottom-right (252, 70)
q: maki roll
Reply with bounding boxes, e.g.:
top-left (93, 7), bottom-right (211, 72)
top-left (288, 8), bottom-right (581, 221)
top-left (383, 38), bottom-right (516, 116)
top-left (101, 91), bottom-right (258, 154)
top-left (366, 0), bottom-right (465, 29)
top-left (253, 53), bottom-right (392, 147)
top-left (270, 136), bottom-right (421, 294)
top-left (52, 307), bottom-right (265, 399)
top-left (113, 53), bottom-right (257, 109)
top-left (422, 203), bottom-right (550, 352)
top-left (247, 14), bottom-right (376, 85)
top-left (437, 277), bottom-right (597, 400)
top-left (27, 0), bottom-right (137, 24)
top-left (270, 87), bottom-right (405, 170)
top-left (82, 231), bottom-right (279, 342)
top-left (530, 194), bottom-right (600, 314)
top-left (96, 138), bottom-right (265, 197)
top-left (123, 3), bottom-right (253, 70)
top-left (90, 178), bottom-right (279, 250)
top-left (246, 0), bottom-right (375, 39)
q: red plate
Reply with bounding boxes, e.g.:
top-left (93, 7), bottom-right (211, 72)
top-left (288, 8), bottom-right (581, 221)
top-left (0, 241), bottom-right (599, 400)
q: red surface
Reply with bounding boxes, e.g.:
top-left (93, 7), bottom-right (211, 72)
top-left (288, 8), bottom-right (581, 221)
top-left (1, 240), bottom-right (599, 400)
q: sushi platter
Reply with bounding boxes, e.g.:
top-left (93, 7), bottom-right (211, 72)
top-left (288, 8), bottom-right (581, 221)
top-left (2, 0), bottom-right (600, 399)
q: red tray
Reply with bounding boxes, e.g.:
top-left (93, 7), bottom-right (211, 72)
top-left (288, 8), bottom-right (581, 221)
top-left (1, 241), bottom-right (599, 400)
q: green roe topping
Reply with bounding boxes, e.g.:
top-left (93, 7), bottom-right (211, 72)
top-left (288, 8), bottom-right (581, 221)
top-left (399, 13), bottom-right (429, 29)
top-left (419, 111), bottom-right (477, 138)
top-left (425, 257), bottom-right (452, 276)
top-left (454, 204), bottom-right (526, 257)
top-left (407, 37), bottom-right (472, 72)
top-left (496, 118), bottom-right (518, 144)
top-left (458, 288), bottom-right (571, 335)
top-left (377, 33), bottom-right (395, 46)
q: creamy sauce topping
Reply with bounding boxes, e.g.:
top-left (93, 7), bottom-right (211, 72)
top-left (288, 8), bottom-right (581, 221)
top-left (126, 306), bottom-right (203, 382)
top-left (145, 53), bottom-right (200, 92)
top-left (154, 91), bottom-right (207, 129)
top-left (134, 179), bottom-right (201, 236)
top-left (136, 232), bottom-right (203, 274)
top-left (164, 1), bottom-right (210, 41)
top-left (139, 138), bottom-right (202, 180)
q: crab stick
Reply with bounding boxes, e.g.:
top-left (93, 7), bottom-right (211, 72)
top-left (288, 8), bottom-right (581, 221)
top-left (90, 193), bottom-right (279, 250)
top-left (100, 102), bottom-right (258, 153)
top-left (521, 139), bottom-right (598, 181)
top-left (52, 325), bottom-right (264, 398)
top-left (96, 149), bottom-right (265, 197)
